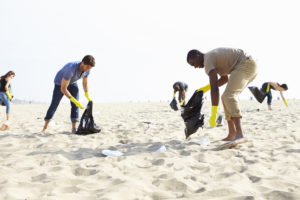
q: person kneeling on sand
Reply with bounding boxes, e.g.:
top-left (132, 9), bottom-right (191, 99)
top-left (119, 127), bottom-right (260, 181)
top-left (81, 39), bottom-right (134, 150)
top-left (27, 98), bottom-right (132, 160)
top-left (187, 47), bottom-right (257, 141)
top-left (42, 55), bottom-right (95, 133)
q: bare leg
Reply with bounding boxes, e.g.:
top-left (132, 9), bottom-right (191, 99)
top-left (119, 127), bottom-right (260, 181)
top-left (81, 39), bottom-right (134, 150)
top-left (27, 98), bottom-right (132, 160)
top-left (42, 121), bottom-right (50, 132)
top-left (268, 105), bottom-right (272, 110)
top-left (72, 122), bottom-right (77, 134)
top-left (222, 119), bottom-right (236, 141)
top-left (6, 114), bottom-right (9, 121)
top-left (232, 117), bottom-right (244, 139)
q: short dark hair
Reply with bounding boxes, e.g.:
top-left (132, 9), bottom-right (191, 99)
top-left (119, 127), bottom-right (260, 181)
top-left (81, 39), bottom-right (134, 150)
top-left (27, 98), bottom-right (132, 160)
top-left (280, 83), bottom-right (288, 90)
top-left (187, 49), bottom-right (201, 62)
top-left (82, 55), bottom-right (95, 66)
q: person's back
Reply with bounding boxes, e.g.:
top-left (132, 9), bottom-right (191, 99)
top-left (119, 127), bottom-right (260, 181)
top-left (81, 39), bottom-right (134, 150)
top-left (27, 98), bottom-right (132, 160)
top-left (204, 48), bottom-right (248, 76)
top-left (173, 81), bottom-right (188, 91)
top-left (54, 61), bottom-right (90, 86)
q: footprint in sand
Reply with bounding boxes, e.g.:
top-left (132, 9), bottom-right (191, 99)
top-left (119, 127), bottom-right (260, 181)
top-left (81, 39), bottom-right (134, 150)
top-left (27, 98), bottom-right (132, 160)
top-left (154, 178), bottom-right (188, 193)
top-left (73, 167), bottom-right (98, 176)
top-left (56, 186), bottom-right (81, 193)
top-left (151, 159), bottom-right (165, 166)
top-left (49, 166), bottom-right (63, 172)
top-left (248, 175), bottom-right (261, 183)
top-left (32, 173), bottom-right (49, 182)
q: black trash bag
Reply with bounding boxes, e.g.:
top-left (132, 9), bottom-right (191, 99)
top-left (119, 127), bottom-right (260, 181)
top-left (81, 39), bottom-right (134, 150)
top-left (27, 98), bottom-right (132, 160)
top-left (181, 91), bottom-right (204, 139)
top-left (248, 86), bottom-right (266, 103)
top-left (76, 101), bottom-right (101, 135)
top-left (169, 97), bottom-right (179, 111)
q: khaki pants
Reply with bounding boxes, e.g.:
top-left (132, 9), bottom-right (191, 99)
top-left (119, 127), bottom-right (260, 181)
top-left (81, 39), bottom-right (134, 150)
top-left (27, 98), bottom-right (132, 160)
top-left (222, 58), bottom-right (257, 120)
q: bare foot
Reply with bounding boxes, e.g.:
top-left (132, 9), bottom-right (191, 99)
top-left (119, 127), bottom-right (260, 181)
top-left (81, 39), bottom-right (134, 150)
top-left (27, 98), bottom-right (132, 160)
top-left (222, 136), bottom-right (235, 141)
top-left (235, 133), bottom-right (244, 140)
top-left (72, 128), bottom-right (76, 134)
top-left (222, 132), bottom-right (237, 141)
top-left (0, 124), bottom-right (9, 131)
top-left (268, 106), bottom-right (272, 110)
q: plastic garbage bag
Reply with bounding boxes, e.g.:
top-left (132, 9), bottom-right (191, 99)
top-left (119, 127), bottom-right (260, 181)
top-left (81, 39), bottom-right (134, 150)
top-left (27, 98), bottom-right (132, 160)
top-left (170, 97), bottom-right (179, 111)
top-left (76, 101), bottom-right (101, 135)
top-left (181, 91), bottom-right (204, 139)
top-left (248, 86), bottom-right (266, 103)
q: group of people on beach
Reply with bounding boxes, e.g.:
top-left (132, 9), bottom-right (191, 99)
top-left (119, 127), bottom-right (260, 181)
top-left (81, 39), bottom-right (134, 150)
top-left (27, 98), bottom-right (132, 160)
top-left (1, 47), bottom-right (288, 141)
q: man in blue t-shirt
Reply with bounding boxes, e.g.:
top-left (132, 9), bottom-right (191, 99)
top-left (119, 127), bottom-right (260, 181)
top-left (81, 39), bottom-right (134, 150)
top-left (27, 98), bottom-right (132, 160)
top-left (42, 55), bottom-right (95, 133)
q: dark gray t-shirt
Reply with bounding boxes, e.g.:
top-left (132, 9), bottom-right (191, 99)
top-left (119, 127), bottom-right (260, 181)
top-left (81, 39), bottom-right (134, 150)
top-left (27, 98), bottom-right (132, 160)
top-left (173, 81), bottom-right (188, 91)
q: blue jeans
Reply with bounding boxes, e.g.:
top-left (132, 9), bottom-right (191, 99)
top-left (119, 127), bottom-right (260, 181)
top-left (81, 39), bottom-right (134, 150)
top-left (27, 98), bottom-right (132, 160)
top-left (261, 83), bottom-right (272, 105)
top-left (0, 92), bottom-right (10, 114)
top-left (44, 84), bottom-right (79, 123)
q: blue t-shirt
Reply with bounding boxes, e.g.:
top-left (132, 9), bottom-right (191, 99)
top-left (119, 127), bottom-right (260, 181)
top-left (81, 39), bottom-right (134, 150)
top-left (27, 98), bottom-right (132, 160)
top-left (54, 61), bottom-right (90, 85)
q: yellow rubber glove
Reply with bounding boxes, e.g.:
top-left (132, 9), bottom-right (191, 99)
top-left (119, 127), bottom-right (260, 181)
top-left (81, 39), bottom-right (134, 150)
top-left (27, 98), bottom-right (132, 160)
top-left (70, 97), bottom-right (84, 109)
top-left (266, 83), bottom-right (270, 93)
top-left (209, 106), bottom-right (218, 128)
top-left (283, 99), bottom-right (288, 107)
top-left (5, 91), bottom-right (13, 101)
top-left (85, 92), bottom-right (92, 102)
top-left (179, 99), bottom-right (185, 107)
top-left (196, 84), bottom-right (211, 93)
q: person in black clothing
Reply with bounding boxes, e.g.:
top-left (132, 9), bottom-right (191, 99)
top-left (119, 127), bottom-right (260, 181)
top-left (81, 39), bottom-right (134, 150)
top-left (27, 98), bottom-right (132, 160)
top-left (173, 81), bottom-right (188, 106)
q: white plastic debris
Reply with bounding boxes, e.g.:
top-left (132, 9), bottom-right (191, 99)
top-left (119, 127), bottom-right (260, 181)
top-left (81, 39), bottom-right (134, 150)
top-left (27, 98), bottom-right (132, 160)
top-left (155, 145), bottom-right (167, 153)
top-left (102, 150), bottom-right (124, 157)
top-left (196, 137), bottom-right (210, 146)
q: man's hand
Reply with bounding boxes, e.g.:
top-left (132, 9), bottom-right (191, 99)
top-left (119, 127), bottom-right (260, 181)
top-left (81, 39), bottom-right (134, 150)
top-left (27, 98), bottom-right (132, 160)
top-left (196, 84), bottom-right (210, 93)
top-left (179, 99), bottom-right (185, 107)
top-left (70, 97), bottom-right (84, 109)
top-left (209, 106), bottom-right (218, 127)
top-left (85, 92), bottom-right (92, 102)
top-left (283, 99), bottom-right (288, 107)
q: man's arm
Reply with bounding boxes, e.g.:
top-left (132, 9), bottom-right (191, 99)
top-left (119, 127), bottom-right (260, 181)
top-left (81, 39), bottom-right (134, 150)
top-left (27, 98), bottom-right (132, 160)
top-left (178, 90), bottom-right (186, 106)
top-left (60, 78), bottom-right (72, 98)
top-left (209, 69), bottom-right (219, 106)
top-left (82, 77), bottom-right (88, 93)
top-left (61, 78), bottom-right (84, 109)
top-left (217, 75), bottom-right (228, 87)
top-left (280, 91), bottom-right (288, 107)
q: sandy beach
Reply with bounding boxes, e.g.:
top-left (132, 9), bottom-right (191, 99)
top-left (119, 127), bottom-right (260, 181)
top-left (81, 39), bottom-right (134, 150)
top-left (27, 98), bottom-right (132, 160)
top-left (0, 100), bottom-right (299, 199)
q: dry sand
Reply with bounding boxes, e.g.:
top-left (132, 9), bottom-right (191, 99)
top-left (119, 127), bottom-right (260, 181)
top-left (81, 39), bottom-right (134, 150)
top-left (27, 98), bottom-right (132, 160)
top-left (0, 100), bottom-right (299, 199)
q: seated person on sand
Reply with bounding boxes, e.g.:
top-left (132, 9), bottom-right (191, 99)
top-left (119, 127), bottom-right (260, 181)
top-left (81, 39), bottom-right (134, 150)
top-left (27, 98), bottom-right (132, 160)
top-left (249, 82), bottom-right (288, 110)
top-left (42, 55), bottom-right (95, 133)
top-left (173, 81), bottom-right (188, 107)
top-left (0, 71), bottom-right (15, 131)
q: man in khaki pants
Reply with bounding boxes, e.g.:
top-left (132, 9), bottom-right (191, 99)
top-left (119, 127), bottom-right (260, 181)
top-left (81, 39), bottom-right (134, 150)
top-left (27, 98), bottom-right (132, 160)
top-left (187, 48), bottom-right (257, 141)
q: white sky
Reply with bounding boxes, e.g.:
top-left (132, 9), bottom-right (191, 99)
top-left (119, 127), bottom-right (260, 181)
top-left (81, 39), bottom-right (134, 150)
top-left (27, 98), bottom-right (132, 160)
top-left (1, 0), bottom-right (299, 103)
